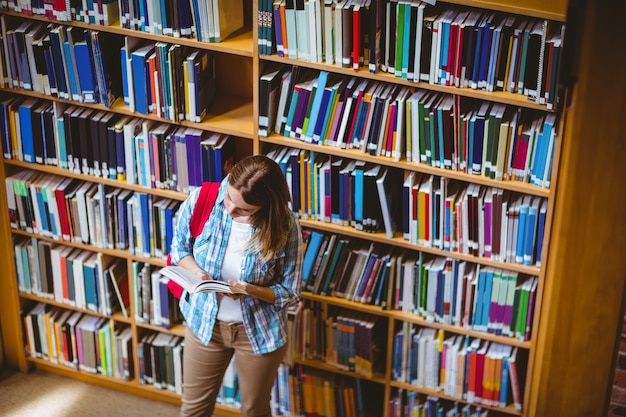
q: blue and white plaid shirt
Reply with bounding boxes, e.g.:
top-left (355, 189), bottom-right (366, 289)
top-left (169, 178), bottom-right (303, 354)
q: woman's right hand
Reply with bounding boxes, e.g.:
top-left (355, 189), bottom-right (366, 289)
top-left (178, 255), bottom-right (212, 280)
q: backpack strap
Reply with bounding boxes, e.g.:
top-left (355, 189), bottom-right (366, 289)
top-left (167, 181), bottom-right (220, 300)
top-left (189, 182), bottom-right (220, 238)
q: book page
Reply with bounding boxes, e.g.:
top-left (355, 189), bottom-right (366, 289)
top-left (160, 266), bottom-right (248, 295)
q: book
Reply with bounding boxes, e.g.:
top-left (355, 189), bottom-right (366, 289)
top-left (159, 266), bottom-right (247, 295)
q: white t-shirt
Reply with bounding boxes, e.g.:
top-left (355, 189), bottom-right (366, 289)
top-left (216, 220), bottom-right (252, 322)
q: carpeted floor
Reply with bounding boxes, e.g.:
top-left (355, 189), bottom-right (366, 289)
top-left (0, 367), bottom-right (181, 417)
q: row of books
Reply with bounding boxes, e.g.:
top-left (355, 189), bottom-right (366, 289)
top-left (136, 331), bottom-right (184, 392)
top-left (1, 0), bottom-right (245, 43)
top-left (21, 302), bottom-right (284, 400)
top-left (282, 365), bottom-right (384, 417)
top-left (388, 391), bottom-right (493, 417)
top-left (4, 0), bottom-right (119, 25)
top-left (13, 237), bottom-right (187, 332)
top-left (392, 328), bottom-right (524, 412)
top-left (131, 261), bottom-right (183, 330)
top-left (271, 147), bottom-right (546, 267)
top-left (5, 171), bottom-right (184, 259)
top-left (121, 38), bottom-right (215, 120)
top-left (22, 302), bottom-right (135, 380)
top-left (301, 229), bottom-right (538, 340)
top-left (0, 17), bottom-right (219, 122)
top-left (0, 16), bottom-right (122, 106)
top-left (0, 98), bottom-right (235, 190)
top-left (294, 303), bottom-right (387, 378)
top-left (14, 236), bottom-right (131, 316)
top-left (260, 65), bottom-right (556, 188)
top-left (260, 0), bottom-right (564, 108)
top-left (402, 174), bottom-right (547, 267)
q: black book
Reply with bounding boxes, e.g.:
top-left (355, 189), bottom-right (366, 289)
top-left (523, 20), bottom-right (544, 100)
top-left (420, 11), bottom-right (437, 82)
top-left (64, 105), bottom-right (81, 173)
top-left (407, 3), bottom-right (418, 81)
top-left (97, 111), bottom-right (118, 179)
top-left (41, 104), bottom-right (56, 166)
top-left (368, 0), bottom-right (380, 73)
top-left (77, 107), bottom-right (94, 175)
top-left (460, 10), bottom-right (482, 87)
top-left (363, 164), bottom-right (382, 233)
top-left (495, 16), bottom-right (517, 91)
top-left (90, 110), bottom-right (104, 177)
top-left (30, 101), bottom-right (47, 164)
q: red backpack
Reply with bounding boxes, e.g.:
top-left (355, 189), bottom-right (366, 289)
top-left (166, 182), bottom-right (220, 299)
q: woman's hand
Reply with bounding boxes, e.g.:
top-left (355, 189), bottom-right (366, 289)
top-left (178, 256), bottom-right (212, 280)
top-left (226, 280), bottom-right (276, 304)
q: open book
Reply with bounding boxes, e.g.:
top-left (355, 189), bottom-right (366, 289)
top-left (159, 266), bottom-right (248, 295)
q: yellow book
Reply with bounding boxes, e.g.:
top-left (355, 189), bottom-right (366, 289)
top-left (322, 87), bottom-right (341, 144)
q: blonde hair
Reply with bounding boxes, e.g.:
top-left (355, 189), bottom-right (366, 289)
top-left (228, 155), bottom-right (292, 261)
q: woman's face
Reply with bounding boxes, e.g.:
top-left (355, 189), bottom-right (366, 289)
top-left (224, 184), bottom-right (262, 224)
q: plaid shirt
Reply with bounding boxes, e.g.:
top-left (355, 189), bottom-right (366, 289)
top-left (169, 178), bottom-right (303, 354)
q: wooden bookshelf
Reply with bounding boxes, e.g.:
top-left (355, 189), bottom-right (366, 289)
top-left (0, 0), bottom-right (625, 416)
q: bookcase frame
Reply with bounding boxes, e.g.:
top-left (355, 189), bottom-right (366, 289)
top-left (0, 0), bottom-right (625, 416)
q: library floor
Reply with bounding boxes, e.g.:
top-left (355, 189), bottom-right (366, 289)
top-left (0, 367), bottom-right (182, 416)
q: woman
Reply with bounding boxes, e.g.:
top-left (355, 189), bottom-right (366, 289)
top-left (169, 155), bottom-right (303, 417)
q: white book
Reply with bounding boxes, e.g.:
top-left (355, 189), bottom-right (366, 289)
top-left (159, 266), bottom-right (248, 295)
top-left (323, 0), bottom-right (335, 64)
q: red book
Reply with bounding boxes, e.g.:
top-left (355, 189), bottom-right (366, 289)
top-left (54, 177), bottom-right (76, 241)
top-left (352, 3), bottom-right (361, 71)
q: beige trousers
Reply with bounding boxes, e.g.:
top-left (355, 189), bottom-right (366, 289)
top-left (180, 321), bottom-right (287, 417)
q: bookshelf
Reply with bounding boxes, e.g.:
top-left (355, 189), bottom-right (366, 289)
top-left (0, 1), bottom-right (625, 417)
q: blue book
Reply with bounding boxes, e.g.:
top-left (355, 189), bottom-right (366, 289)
top-left (63, 40), bottom-right (81, 101)
top-left (283, 86), bottom-right (301, 137)
top-left (48, 27), bottom-right (70, 100)
top-left (523, 198), bottom-right (540, 266)
top-left (312, 84), bottom-right (335, 144)
top-left (478, 15), bottom-right (493, 89)
top-left (83, 254), bottom-right (99, 312)
top-left (472, 103), bottom-right (491, 174)
top-left (355, 253), bottom-right (378, 301)
top-left (158, 278), bottom-right (171, 329)
top-left (304, 71), bottom-right (328, 141)
top-left (120, 46), bottom-right (130, 106)
top-left (54, 115), bottom-right (68, 169)
top-left (481, 268), bottom-right (494, 331)
top-left (159, 0), bottom-right (168, 32)
top-left (439, 16), bottom-right (450, 84)
top-left (35, 186), bottom-right (50, 235)
top-left (499, 353), bottom-right (511, 406)
top-left (131, 44), bottom-right (154, 114)
top-left (139, 192), bottom-right (151, 257)
top-left (535, 199), bottom-right (548, 267)
top-left (473, 268), bottom-right (486, 330)
top-left (18, 99), bottom-right (36, 163)
top-left (40, 39), bottom-right (58, 97)
top-left (164, 201), bottom-right (178, 255)
top-left (352, 161), bottom-right (365, 230)
top-left (373, 257), bottom-right (391, 306)
top-left (515, 196), bottom-right (530, 264)
top-left (402, 4), bottom-right (411, 79)
top-left (471, 21), bottom-right (484, 88)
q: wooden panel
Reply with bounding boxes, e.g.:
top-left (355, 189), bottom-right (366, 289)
top-left (0, 155), bottom-right (29, 371)
top-left (528, 0), bottom-right (626, 415)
